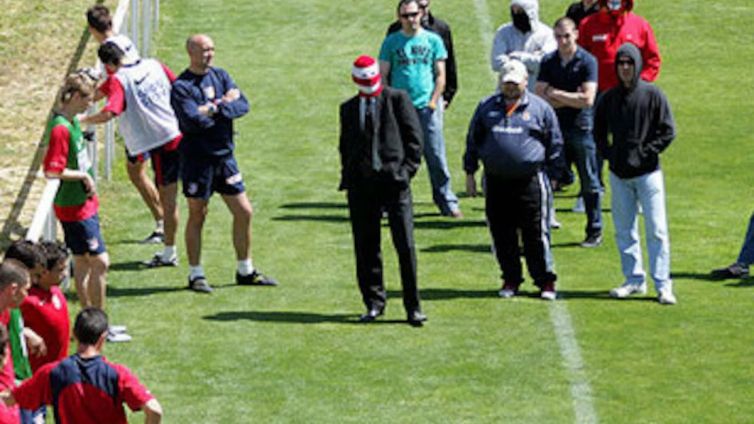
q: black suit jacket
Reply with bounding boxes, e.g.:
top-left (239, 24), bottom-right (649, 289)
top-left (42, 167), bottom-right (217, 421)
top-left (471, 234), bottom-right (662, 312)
top-left (387, 12), bottom-right (458, 106)
top-left (339, 87), bottom-right (423, 190)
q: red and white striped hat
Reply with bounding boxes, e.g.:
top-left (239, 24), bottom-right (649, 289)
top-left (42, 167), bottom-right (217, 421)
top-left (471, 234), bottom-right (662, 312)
top-left (352, 55), bottom-right (382, 97)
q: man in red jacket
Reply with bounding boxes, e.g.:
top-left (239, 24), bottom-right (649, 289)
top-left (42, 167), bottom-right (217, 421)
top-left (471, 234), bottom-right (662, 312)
top-left (578, 0), bottom-right (660, 92)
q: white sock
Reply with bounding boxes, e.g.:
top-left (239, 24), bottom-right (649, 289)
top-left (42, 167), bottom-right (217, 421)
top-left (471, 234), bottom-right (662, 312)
top-left (237, 259), bottom-right (254, 276)
top-left (155, 220), bottom-right (164, 233)
top-left (162, 245), bottom-right (176, 260)
top-left (189, 265), bottom-right (204, 279)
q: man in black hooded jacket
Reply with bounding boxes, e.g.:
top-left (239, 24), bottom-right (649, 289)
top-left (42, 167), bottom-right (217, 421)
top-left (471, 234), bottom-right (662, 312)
top-left (594, 42), bottom-right (677, 305)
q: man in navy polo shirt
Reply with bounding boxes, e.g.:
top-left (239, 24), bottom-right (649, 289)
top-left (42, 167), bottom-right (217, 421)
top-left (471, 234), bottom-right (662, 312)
top-left (536, 17), bottom-right (602, 247)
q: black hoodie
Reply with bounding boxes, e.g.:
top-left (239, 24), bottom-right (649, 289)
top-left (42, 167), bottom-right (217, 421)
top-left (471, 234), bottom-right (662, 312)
top-left (594, 43), bottom-right (675, 179)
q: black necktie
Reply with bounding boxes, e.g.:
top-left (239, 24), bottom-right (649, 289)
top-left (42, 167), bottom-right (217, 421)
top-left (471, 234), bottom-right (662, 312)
top-left (366, 100), bottom-right (381, 172)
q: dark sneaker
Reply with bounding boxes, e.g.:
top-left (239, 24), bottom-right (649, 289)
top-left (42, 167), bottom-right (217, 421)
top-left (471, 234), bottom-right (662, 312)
top-left (144, 253), bottom-right (178, 268)
top-left (236, 270), bottom-right (278, 286)
top-left (711, 263), bottom-right (749, 279)
top-left (188, 275), bottom-right (213, 293)
top-left (580, 233), bottom-right (603, 248)
top-left (140, 231), bottom-right (164, 244)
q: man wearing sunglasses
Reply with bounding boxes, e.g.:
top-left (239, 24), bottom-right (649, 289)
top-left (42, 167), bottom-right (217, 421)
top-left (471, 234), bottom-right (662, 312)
top-left (379, 0), bottom-right (462, 219)
top-left (386, 0), bottom-right (458, 110)
top-left (594, 43), bottom-right (676, 305)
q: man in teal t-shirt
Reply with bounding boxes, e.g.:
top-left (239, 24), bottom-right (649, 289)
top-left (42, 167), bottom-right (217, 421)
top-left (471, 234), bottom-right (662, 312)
top-left (379, 0), bottom-right (461, 218)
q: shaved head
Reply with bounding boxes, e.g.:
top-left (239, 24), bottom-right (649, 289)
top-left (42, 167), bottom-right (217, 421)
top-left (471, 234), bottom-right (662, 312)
top-left (186, 34), bottom-right (215, 74)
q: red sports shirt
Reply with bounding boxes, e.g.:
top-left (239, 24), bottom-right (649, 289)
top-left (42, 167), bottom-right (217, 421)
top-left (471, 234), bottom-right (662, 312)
top-left (20, 286), bottom-right (70, 372)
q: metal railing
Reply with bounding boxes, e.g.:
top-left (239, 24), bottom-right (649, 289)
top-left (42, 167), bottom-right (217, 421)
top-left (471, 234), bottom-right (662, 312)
top-left (24, 0), bottom-right (160, 243)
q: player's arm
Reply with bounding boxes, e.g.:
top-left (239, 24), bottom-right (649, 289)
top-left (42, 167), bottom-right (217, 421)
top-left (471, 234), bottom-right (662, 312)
top-left (23, 327), bottom-right (47, 357)
top-left (215, 69), bottom-right (249, 119)
top-left (142, 398), bottom-right (163, 424)
top-left (379, 60), bottom-right (391, 86)
top-left (170, 82), bottom-right (216, 131)
top-left (43, 126), bottom-right (96, 195)
top-left (543, 81), bottom-right (596, 109)
top-left (80, 77), bottom-right (124, 126)
top-left (0, 390), bottom-right (14, 406)
top-left (430, 60), bottom-right (445, 110)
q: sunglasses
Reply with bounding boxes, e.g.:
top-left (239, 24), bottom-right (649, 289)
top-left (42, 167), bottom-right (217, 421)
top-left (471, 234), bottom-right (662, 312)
top-left (400, 12), bottom-right (420, 19)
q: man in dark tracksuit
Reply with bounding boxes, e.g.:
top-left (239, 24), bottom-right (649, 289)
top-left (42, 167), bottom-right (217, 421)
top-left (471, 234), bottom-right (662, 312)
top-left (386, 0), bottom-right (458, 108)
top-left (464, 60), bottom-right (565, 300)
top-left (339, 55), bottom-right (427, 326)
top-left (594, 42), bottom-right (677, 305)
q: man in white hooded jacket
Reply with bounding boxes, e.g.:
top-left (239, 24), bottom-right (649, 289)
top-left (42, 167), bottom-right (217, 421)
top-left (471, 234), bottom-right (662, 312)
top-left (491, 0), bottom-right (556, 91)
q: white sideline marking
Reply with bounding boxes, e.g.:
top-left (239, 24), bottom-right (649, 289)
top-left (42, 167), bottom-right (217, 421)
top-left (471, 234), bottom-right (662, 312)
top-left (549, 302), bottom-right (599, 424)
top-left (471, 1), bottom-right (599, 422)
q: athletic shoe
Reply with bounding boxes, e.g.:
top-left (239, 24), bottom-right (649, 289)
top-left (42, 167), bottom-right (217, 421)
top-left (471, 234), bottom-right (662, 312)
top-left (550, 216), bottom-right (561, 229)
top-left (236, 270), bottom-right (278, 286)
top-left (540, 282), bottom-right (557, 301)
top-left (107, 330), bottom-right (132, 343)
top-left (498, 281), bottom-right (519, 298)
top-left (609, 282), bottom-right (647, 298)
top-left (188, 275), bottom-right (213, 293)
top-left (657, 287), bottom-right (677, 305)
top-left (710, 263), bottom-right (749, 279)
top-left (572, 196), bottom-right (585, 213)
top-left (144, 253), bottom-right (178, 268)
top-left (109, 325), bottom-right (127, 334)
top-left (140, 230), bottom-right (164, 244)
top-left (580, 233), bottom-right (603, 248)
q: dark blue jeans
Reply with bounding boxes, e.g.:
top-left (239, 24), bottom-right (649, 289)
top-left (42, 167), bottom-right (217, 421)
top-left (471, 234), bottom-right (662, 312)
top-left (562, 126), bottom-right (602, 237)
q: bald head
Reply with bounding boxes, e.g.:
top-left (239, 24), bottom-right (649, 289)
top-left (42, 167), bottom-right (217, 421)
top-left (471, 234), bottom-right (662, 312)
top-left (186, 34), bottom-right (215, 74)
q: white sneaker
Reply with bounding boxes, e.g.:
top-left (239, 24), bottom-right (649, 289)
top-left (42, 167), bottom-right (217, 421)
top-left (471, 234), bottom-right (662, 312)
top-left (550, 217), bottom-right (562, 229)
top-left (107, 331), bottom-right (132, 343)
top-left (499, 288), bottom-right (516, 298)
top-left (541, 290), bottom-right (557, 301)
top-left (609, 282), bottom-right (647, 298)
top-left (658, 288), bottom-right (677, 305)
top-left (572, 196), bottom-right (585, 213)
top-left (109, 325), bottom-right (127, 334)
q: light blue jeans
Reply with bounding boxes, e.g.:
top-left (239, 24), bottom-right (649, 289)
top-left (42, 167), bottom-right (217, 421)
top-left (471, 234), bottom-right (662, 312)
top-left (416, 102), bottom-right (459, 215)
top-left (609, 170), bottom-right (671, 290)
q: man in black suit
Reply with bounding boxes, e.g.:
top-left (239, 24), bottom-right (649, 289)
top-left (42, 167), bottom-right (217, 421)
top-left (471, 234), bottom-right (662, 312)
top-left (386, 0), bottom-right (458, 108)
top-left (339, 55), bottom-right (426, 326)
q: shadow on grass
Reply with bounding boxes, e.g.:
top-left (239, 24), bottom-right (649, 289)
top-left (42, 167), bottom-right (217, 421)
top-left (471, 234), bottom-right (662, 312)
top-left (107, 285), bottom-right (185, 298)
top-left (202, 310), bottom-right (399, 325)
top-left (421, 244), bottom-right (490, 253)
top-left (110, 239), bottom-right (150, 246)
top-left (557, 290), bottom-right (658, 302)
top-left (414, 219), bottom-right (487, 230)
top-left (272, 214), bottom-right (348, 223)
top-left (280, 202), bottom-right (347, 210)
top-left (724, 279), bottom-right (754, 288)
top-left (109, 261), bottom-right (150, 272)
top-left (551, 241), bottom-right (584, 248)
top-left (388, 288), bottom-right (498, 301)
top-left (671, 271), bottom-right (724, 282)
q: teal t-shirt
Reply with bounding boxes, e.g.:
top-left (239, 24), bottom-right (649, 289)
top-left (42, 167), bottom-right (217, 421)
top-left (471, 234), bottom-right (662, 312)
top-left (379, 29), bottom-right (447, 108)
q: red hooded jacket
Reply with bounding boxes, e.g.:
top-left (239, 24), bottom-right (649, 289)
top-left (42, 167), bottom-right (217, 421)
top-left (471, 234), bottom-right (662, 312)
top-left (578, 0), bottom-right (661, 91)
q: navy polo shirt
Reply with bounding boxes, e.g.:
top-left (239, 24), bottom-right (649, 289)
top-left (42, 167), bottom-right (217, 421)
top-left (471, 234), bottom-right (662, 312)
top-left (537, 47), bottom-right (597, 130)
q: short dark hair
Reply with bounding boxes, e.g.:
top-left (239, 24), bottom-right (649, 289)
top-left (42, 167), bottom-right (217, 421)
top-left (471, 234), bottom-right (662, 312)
top-left (397, 0), bottom-right (419, 13)
top-left (86, 5), bottom-right (112, 33)
top-left (39, 241), bottom-right (70, 271)
top-left (74, 307), bottom-right (109, 345)
top-left (0, 260), bottom-right (29, 290)
top-left (4, 240), bottom-right (43, 270)
top-left (98, 42), bottom-right (125, 67)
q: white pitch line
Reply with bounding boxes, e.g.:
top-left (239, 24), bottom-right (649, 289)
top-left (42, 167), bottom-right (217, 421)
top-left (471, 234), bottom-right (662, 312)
top-left (471, 1), bottom-right (599, 422)
top-left (549, 302), bottom-right (599, 424)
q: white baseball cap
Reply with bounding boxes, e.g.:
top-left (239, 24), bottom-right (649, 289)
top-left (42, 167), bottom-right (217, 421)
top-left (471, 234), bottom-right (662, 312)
top-left (500, 60), bottom-right (527, 84)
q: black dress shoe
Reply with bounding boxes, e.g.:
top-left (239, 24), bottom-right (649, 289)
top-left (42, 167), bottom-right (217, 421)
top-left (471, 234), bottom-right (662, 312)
top-left (407, 310), bottom-right (427, 327)
top-left (359, 308), bottom-right (383, 323)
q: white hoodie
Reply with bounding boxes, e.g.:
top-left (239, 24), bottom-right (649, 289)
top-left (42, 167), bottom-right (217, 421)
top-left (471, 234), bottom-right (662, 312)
top-left (490, 0), bottom-right (556, 90)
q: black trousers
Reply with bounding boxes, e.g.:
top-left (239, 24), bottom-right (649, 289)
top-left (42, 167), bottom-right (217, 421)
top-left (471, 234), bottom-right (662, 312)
top-left (347, 181), bottom-right (420, 313)
top-left (485, 172), bottom-right (557, 287)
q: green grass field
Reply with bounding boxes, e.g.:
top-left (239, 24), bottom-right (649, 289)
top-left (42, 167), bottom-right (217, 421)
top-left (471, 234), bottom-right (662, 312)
top-left (68, 0), bottom-right (754, 422)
